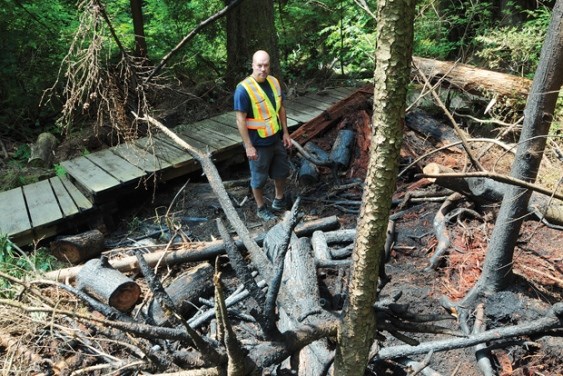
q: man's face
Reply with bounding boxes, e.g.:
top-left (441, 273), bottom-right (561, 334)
top-left (252, 53), bottom-right (270, 82)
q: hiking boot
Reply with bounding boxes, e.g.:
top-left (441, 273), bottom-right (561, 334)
top-left (272, 195), bottom-right (292, 211)
top-left (257, 206), bottom-right (277, 221)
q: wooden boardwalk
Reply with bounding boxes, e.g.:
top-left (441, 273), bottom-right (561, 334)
top-left (0, 87), bottom-right (356, 246)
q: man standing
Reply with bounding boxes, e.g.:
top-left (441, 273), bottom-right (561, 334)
top-left (234, 50), bottom-right (292, 221)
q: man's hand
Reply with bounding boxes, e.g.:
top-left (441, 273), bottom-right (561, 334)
top-left (282, 132), bottom-right (293, 149)
top-left (246, 146), bottom-right (258, 160)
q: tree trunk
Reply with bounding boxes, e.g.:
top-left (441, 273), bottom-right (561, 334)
top-left (225, 0), bottom-right (280, 88)
top-left (130, 0), bottom-right (148, 58)
top-left (455, 0), bottom-right (563, 307)
top-left (333, 0), bottom-right (415, 373)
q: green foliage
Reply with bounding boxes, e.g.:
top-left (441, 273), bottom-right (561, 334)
top-left (53, 163), bottom-right (67, 177)
top-left (475, 7), bottom-right (551, 77)
top-left (0, 235), bottom-right (58, 298)
top-left (277, 0), bottom-right (376, 80)
top-left (0, 0), bottom-right (78, 141)
top-left (413, 4), bottom-right (457, 59)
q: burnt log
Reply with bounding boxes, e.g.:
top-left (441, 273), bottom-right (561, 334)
top-left (76, 257), bottom-right (141, 312)
top-left (412, 56), bottom-right (532, 100)
top-left (298, 159), bottom-right (319, 186)
top-left (266, 232), bottom-right (332, 374)
top-left (330, 129), bottom-right (356, 170)
top-left (50, 229), bottom-right (105, 264)
top-left (28, 132), bottom-right (59, 167)
top-left (148, 262), bottom-right (214, 326)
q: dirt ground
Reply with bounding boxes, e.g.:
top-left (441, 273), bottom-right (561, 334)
top-left (96, 116), bottom-right (563, 375)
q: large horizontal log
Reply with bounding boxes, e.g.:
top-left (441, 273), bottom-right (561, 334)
top-left (50, 229), bottom-right (105, 264)
top-left (412, 56), bottom-right (532, 100)
top-left (44, 216), bottom-right (343, 282)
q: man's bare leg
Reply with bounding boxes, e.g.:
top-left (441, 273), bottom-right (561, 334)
top-left (274, 179), bottom-right (285, 200)
top-left (252, 187), bottom-right (266, 208)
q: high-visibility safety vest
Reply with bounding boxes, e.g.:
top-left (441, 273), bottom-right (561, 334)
top-left (240, 75), bottom-right (282, 138)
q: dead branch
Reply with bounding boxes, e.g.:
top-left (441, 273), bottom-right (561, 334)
top-left (472, 304), bottom-right (495, 376)
top-left (374, 302), bottom-right (563, 361)
top-left (425, 192), bottom-right (464, 270)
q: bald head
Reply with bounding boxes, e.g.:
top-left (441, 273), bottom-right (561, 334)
top-left (251, 50), bottom-right (271, 83)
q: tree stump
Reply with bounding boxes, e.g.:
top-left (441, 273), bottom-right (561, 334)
top-left (50, 229), bottom-right (105, 264)
top-left (148, 262), bottom-right (215, 326)
top-left (76, 257), bottom-right (141, 312)
top-left (330, 129), bottom-right (356, 169)
top-left (28, 132), bottom-right (59, 167)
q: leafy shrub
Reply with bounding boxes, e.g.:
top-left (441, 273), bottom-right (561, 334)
top-left (475, 7), bottom-right (551, 77)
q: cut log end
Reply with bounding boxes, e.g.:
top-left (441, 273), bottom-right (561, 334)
top-left (109, 282), bottom-right (142, 312)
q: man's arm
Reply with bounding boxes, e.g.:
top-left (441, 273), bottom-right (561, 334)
top-left (236, 111), bottom-right (258, 160)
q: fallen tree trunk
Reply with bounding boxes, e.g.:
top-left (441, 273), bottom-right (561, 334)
top-left (147, 262), bottom-right (214, 326)
top-left (412, 56), bottom-right (532, 100)
top-left (330, 129), bottom-right (356, 170)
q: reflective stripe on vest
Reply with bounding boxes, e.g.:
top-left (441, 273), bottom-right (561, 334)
top-left (240, 76), bottom-right (282, 138)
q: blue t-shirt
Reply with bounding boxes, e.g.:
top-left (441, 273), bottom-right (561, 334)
top-left (234, 77), bottom-right (281, 147)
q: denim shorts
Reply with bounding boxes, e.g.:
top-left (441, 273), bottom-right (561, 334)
top-left (249, 139), bottom-right (290, 189)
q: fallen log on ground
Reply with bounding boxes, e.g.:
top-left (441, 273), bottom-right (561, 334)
top-left (50, 229), bottom-right (105, 264)
top-left (44, 216), bottom-right (343, 282)
top-left (148, 262), bottom-right (215, 326)
top-left (76, 257), bottom-right (141, 312)
top-left (412, 56), bottom-right (532, 100)
top-left (330, 129), bottom-right (356, 170)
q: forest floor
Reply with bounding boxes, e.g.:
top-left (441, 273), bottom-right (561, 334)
top-left (1, 84), bottom-right (562, 375)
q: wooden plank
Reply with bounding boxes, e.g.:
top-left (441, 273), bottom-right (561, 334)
top-left (289, 95), bottom-right (332, 111)
top-left (177, 119), bottom-right (241, 143)
top-left (59, 175), bottom-right (94, 211)
top-left (284, 108), bottom-right (310, 124)
top-left (156, 133), bottom-right (217, 154)
top-left (176, 123), bottom-right (239, 151)
top-left (111, 143), bottom-right (165, 173)
top-left (284, 101), bottom-right (325, 118)
top-left (210, 112), bottom-right (238, 129)
top-left (22, 180), bottom-right (63, 227)
top-left (61, 156), bottom-right (121, 197)
top-left (136, 137), bottom-right (195, 167)
top-left (0, 187), bottom-right (32, 237)
top-left (300, 93), bottom-right (339, 107)
top-left (49, 177), bottom-right (79, 217)
top-left (86, 148), bottom-right (146, 184)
